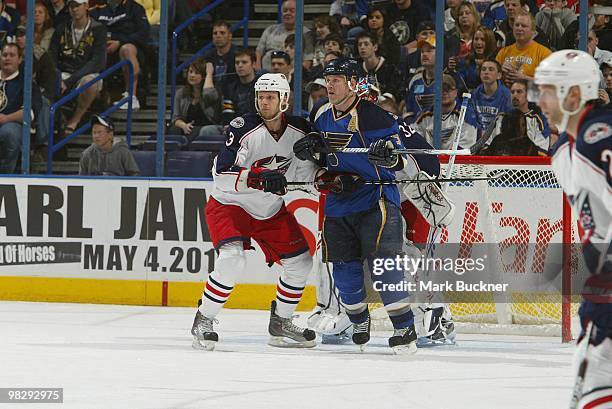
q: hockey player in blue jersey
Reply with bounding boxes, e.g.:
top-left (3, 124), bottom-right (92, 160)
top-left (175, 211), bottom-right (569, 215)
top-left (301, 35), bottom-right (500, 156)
top-left (534, 50), bottom-right (611, 409)
top-left (294, 58), bottom-right (418, 354)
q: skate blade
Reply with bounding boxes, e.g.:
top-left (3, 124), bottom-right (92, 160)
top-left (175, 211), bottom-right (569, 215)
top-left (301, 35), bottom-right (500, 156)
top-left (358, 343), bottom-right (367, 352)
top-left (417, 336), bottom-right (456, 347)
top-left (192, 338), bottom-right (216, 351)
top-left (268, 336), bottom-right (316, 348)
top-left (392, 343), bottom-right (417, 355)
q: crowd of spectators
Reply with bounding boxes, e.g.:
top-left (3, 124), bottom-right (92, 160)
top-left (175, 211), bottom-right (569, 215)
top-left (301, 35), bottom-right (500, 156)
top-left (1, 0), bottom-right (612, 175)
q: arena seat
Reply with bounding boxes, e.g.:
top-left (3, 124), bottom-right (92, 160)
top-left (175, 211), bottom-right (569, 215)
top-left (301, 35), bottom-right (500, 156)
top-left (131, 150), bottom-right (157, 176)
top-left (165, 151), bottom-right (212, 178)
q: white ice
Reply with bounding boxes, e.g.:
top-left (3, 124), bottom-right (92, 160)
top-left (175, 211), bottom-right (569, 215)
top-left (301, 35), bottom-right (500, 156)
top-left (0, 302), bottom-right (576, 409)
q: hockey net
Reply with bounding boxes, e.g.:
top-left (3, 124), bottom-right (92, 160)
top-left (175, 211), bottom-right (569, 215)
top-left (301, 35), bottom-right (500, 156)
top-left (371, 156), bottom-right (579, 342)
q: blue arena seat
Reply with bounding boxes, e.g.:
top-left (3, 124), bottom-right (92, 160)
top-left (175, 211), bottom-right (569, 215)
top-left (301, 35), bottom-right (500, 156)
top-left (188, 140), bottom-right (225, 151)
top-left (131, 150), bottom-right (157, 176)
top-left (165, 151), bottom-right (212, 178)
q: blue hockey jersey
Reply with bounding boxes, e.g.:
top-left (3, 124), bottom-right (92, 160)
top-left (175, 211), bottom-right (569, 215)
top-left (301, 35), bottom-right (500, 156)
top-left (467, 81), bottom-right (513, 133)
top-left (310, 97), bottom-right (405, 217)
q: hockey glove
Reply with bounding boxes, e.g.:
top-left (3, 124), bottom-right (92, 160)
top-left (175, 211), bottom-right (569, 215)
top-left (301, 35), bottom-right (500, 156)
top-left (293, 132), bottom-right (325, 164)
top-left (579, 300), bottom-right (612, 346)
top-left (314, 170), bottom-right (364, 195)
top-left (247, 168), bottom-right (288, 195)
top-left (368, 139), bottom-right (399, 168)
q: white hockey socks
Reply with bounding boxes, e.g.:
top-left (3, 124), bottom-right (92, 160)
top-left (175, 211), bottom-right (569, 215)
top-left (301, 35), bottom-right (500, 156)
top-left (199, 242), bottom-right (245, 319)
top-left (275, 251), bottom-right (312, 319)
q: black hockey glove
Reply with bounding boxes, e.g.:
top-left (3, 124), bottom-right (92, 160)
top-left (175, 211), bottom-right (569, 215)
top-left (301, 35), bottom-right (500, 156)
top-left (368, 139), bottom-right (399, 168)
top-left (247, 168), bottom-right (288, 195)
top-left (314, 171), bottom-right (364, 195)
top-left (293, 132), bottom-right (325, 164)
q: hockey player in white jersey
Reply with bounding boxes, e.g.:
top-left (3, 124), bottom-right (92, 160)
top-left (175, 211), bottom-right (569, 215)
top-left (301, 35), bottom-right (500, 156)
top-left (191, 73), bottom-right (320, 350)
top-left (533, 50), bottom-right (611, 409)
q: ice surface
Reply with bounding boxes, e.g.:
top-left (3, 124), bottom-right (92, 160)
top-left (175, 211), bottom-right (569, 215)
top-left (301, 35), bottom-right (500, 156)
top-left (0, 302), bottom-right (576, 409)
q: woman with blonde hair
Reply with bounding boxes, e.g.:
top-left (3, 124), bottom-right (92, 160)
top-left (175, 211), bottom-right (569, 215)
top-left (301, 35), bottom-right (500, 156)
top-left (458, 25), bottom-right (498, 89)
top-left (34, 1), bottom-right (54, 58)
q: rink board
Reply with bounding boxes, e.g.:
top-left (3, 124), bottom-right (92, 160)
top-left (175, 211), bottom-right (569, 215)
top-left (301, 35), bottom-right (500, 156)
top-left (0, 177), bottom-right (319, 310)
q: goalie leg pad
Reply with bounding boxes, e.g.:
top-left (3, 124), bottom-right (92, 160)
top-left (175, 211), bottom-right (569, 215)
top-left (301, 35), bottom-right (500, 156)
top-left (402, 171), bottom-right (456, 228)
top-left (576, 337), bottom-right (612, 408)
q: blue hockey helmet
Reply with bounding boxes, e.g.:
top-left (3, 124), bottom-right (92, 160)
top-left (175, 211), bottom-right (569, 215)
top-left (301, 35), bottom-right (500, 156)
top-left (323, 58), bottom-right (361, 80)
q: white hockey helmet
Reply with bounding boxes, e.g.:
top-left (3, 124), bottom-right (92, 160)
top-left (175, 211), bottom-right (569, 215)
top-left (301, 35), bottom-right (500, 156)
top-left (533, 50), bottom-right (600, 131)
top-left (254, 73), bottom-right (291, 116)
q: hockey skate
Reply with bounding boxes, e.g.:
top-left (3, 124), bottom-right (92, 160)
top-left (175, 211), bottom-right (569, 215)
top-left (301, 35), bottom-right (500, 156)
top-left (352, 312), bottom-right (371, 350)
top-left (268, 301), bottom-right (316, 348)
top-left (416, 305), bottom-right (457, 346)
top-left (191, 310), bottom-right (219, 351)
top-left (388, 324), bottom-right (418, 355)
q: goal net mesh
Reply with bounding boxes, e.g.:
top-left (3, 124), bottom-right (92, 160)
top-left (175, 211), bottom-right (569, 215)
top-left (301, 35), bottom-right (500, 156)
top-left (370, 157), bottom-right (579, 338)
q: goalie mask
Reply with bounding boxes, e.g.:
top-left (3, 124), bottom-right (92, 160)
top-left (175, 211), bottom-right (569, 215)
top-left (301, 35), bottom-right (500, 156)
top-left (254, 73), bottom-right (291, 121)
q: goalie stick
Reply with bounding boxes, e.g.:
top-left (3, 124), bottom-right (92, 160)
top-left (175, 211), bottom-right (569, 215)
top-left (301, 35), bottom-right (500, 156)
top-left (569, 321), bottom-right (594, 409)
top-left (286, 172), bottom-right (507, 187)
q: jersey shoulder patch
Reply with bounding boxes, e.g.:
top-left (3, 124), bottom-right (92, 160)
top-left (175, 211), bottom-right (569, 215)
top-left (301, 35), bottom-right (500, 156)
top-left (228, 113), bottom-right (262, 139)
top-left (582, 121), bottom-right (612, 144)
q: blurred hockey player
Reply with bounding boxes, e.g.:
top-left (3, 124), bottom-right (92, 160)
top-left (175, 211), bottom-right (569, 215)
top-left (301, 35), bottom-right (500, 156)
top-left (533, 50), bottom-right (611, 409)
top-left (294, 58), bottom-right (418, 354)
top-left (396, 118), bottom-right (457, 345)
top-left (191, 73), bottom-right (319, 351)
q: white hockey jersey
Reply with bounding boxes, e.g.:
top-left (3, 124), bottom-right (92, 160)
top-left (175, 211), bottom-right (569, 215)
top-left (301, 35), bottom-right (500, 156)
top-left (413, 108), bottom-right (478, 150)
top-left (550, 105), bottom-right (611, 277)
top-left (211, 114), bottom-right (320, 220)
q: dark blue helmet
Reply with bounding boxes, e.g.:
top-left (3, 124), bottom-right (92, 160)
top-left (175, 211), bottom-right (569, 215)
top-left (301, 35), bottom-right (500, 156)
top-left (323, 57), bottom-right (361, 79)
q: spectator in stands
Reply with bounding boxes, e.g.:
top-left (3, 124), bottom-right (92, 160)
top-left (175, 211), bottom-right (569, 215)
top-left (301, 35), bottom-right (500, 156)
top-left (256, 0), bottom-right (314, 72)
top-left (305, 77), bottom-right (327, 111)
top-left (330, 0), bottom-right (367, 40)
top-left (404, 34), bottom-right (437, 123)
top-left (135, 0), bottom-right (159, 35)
top-left (401, 21), bottom-right (435, 88)
top-left (447, 1), bottom-right (481, 61)
top-left (221, 48), bottom-right (257, 124)
top-left (45, 0), bottom-right (69, 29)
top-left (0, 43), bottom-right (41, 173)
top-left (563, 2), bottom-right (612, 51)
top-left (312, 15), bottom-right (340, 67)
top-left (169, 57), bottom-right (222, 142)
top-left (586, 29), bottom-right (612, 67)
top-left (494, 0), bottom-right (551, 48)
top-left (535, 0), bottom-right (576, 51)
top-left (356, 31), bottom-right (401, 102)
top-left (601, 58), bottom-right (612, 104)
top-left (444, 0), bottom-right (462, 31)
top-left (15, 26), bottom-right (52, 145)
top-left (90, 0), bottom-right (150, 111)
top-left (384, 0), bottom-right (431, 46)
top-left (79, 115), bottom-right (140, 176)
top-left (413, 74), bottom-right (478, 149)
top-left (467, 59), bottom-right (513, 135)
top-left (323, 33), bottom-right (346, 57)
top-left (0, 0), bottom-right (20, 40)
top-left (496, 10), bottom-right (552, 83)
top-left (204, 20), bottom-right (236, 88)
top-left (483, 79), bottom-right (550, 155)
top-left (483, 0), bottom-right (538, 32)
top-left (366, 6), bottom-right (401, 67)
top-left (270, 50), bottom-right (293, 85)
top-left (308, 50), bottom-right (341, 81)
top-left (49, 0), bottom-right (106, 135)
top-left (458, 25), bottom-right (498, 90)
top-left (34, 1), bottom-right (54, 55)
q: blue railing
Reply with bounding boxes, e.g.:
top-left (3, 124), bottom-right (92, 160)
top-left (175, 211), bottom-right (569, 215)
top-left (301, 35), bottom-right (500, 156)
top-left (47, 60), bottom-right (134, 174)
top-left (170, 0), bottom-right (250, 117)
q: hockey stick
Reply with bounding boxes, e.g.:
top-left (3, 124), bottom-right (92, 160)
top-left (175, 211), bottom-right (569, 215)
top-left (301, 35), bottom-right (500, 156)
top-left (317, 147), bottom-right (472, 156)
top-left (469, 111), bottom-right (500, 155)
top-left (286, 172), bottom-right (507, 187)
top-left (569, 321), bottom-right (594, 409)
top-left (424, 93), bottom-right (472, 258)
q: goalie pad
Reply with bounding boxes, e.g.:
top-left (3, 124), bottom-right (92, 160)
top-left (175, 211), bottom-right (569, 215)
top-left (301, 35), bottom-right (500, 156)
top-left (402, 171), bottom-right (455, 228)
top-left (412, 303), bottom-right (456, 344)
